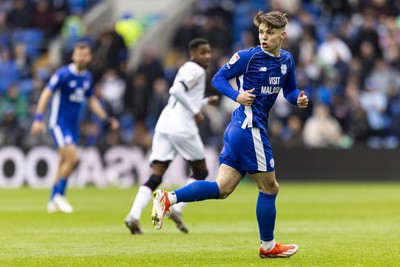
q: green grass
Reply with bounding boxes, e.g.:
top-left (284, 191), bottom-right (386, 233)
top-left (1, 182), bottom-right (399, 266)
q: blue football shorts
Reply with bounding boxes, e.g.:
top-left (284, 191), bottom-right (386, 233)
top-left (50, 124), bottom-right (79, 148)
top-left (219, 123), bottom-right (275, 177)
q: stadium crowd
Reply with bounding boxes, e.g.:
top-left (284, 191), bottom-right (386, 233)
top-left (0, 0), bottom-right (400, 151)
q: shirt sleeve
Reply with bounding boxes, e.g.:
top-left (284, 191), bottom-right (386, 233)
top-left (85, 73), bottom-right (94, 97)
top-left (46, 70), bottom-right (63, 92)
top-left (178, 64), bottom-right (202, 90)
top-left (282, 54), bottom-right (300, 106)
top-left (212, 51), bottom-right (250, 101)
top-left (169, 82), bottom-right (200, 115)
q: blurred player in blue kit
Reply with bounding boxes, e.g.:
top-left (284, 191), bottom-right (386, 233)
top-left (31, 42), bottom-right (119, 213)
top-left (152, 11), bottom-right (309, 258)
top-left (125, 38), bottom-right (219, 234)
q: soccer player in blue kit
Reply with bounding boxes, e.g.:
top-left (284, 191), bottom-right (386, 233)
top-left (31, 42), bottom-right (119, 213)
top-left (151, 11), bottom-right (309, 258)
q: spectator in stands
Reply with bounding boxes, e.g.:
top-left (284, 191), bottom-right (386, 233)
top-left (359, 79), bottom-right (391, 148)
top-left (6, 0), bottom-right (31, 29)
top-left (352, 9), bottom-right (382, 59)
top-left (0, 84), bottom-right (28, 146)
top-left (92, 26), bottom-right (127, 80)
top-left (303, 104), bottom-right (347, 148)
top-left (125, 72), bottom-right (150, 122)
top-left (380, 17), bottom-right (400, 69)
top-left (146, 77), bottom-right (169, 131)
top-left (60, 7), bottom-right (88, 61)
top-left (317, 33), bottom-right (352, 67)
top-left (0, 83), bottom-right (28, 122)
top-left (315, 69), bottom-right (342, 106)
top-left (136, 48), bottom-right (164, 90)
top-left (368, 58), bottom-right (400, 94)
top-left (0, 46), bottom-right (19, 94)
top-left (172, 15), bottom-right (201, 52)
top-left (331, 77), bottom-right (369, 144)
top-left (12, 42), bottom-right (32, 80)
top-left (98, 68), bottom-right (126, 119)
top-left (282, 114), bottom-right (304, 148)
top-left (0, 10), bottom-right (10, 37)
top-left (115, 13), bottom-right (143, 48)
top-left (31, 0), bottom-right (58, 39)
top-left (356, 41), bottom-right (377, 85)
top-left (48, 0), bottom-right (69, 32)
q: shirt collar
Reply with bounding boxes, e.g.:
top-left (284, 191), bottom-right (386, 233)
top-left (68, 63), bottom-right (86, 76)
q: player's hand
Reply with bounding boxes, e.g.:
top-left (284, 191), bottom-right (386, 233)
top-left (30, 121), bottom-right (46, 136)
top-left (236, 89), bottom-right (256, 106)
top-left (194, 112), bottom-right (204, 124)
top-left (207, 95), bottom-right (219, 106)
top-left (297, 91), bottom-right (309, 109)
top-left (108, 117), bottom-right (120, 130)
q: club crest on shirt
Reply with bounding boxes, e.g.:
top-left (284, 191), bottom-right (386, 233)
top-left (229, 52), bottom-right (240, 65)
top-left (69, 80), bottom-right (77, 88)
top-left (281, 64), bottom-right (287, 75)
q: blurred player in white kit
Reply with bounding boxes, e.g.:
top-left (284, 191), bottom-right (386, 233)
top-left (124, 38), bottom-right (219, 234)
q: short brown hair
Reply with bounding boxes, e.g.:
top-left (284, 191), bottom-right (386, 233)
top-left (74, 41), bottom-right (92, 53)
top-left (253, 11), bottom-right (288, 29)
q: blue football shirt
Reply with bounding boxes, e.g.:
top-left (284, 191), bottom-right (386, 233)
top-left (212, 46), bottom-right (300, 131)
top-left (46, 63), bottom-right (94, 147)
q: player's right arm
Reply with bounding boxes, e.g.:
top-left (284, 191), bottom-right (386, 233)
top-left (212, 50), bottom-right (255, 106)
top-left (31, 69), bottom-right (63, 136)
top-left (30, 88), bottom-right (53, 136)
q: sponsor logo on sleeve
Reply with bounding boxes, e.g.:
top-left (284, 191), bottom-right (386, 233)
top-left (228, 52), bottom-right (240, 65)
top-left (49, 74), bottom-right (59, 86)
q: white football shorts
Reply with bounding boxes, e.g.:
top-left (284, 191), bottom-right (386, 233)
top-left (149, 132), bottom-right (205, 162)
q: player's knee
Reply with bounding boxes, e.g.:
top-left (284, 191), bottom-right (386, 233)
top-left (66, 154), bottom-right (79, 166)
top-left (191, 169), bottom-right (209, 181)
top-left (258, 180), bottom-right (279, 195)
top-left (217, 185), bottom-right (234, 200)
top-left (143, 174), bottom-right (163, 191)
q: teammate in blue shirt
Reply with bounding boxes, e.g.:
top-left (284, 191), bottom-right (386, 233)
top-left (31, 42), bottom-right (119, 213)
top-left (151, 11), bottom-right (309, 258)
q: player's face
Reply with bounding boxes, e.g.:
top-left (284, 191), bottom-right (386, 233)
top-left (191, 44), bottom-right (211, 69)
top-left (258, 23), bottom-right (286, 56)
top-left (72, 47), bottom-right (92, 71)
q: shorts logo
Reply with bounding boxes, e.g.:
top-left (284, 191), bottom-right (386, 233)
top-left (270, 158), bottom-right (275, 168)
top-left (281, 64), bottom-right (287, 75)
top-left (65, 135), bottom-right (73, 145)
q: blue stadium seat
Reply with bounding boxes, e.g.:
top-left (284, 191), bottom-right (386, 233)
top-left (12, 29), bottom-right (44, 60)
top-left (18, 79), bottom-right (33, 94)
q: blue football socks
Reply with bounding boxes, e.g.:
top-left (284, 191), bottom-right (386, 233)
top-left (57, 178), bottom-right (68, 196)
top-left (175, 181), bottom-right (220, 202)
top-left (49, 184), bottom-right (58, 201)
top-left (49, 177), bottom-right (68, 201)
top-left (256, 191), bottom-right (277, 241)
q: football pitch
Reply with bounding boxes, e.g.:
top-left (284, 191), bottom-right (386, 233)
top-left (0, 182), bottom-right (399, 267)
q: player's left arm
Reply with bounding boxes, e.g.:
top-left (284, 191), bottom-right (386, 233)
top-left (282, 56), bottom-right (308, 109)
top-left (87, 96), bottom-right (119, 130)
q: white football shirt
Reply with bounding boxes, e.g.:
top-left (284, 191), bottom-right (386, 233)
top-left (155, 61), bottom-right (206, 137)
